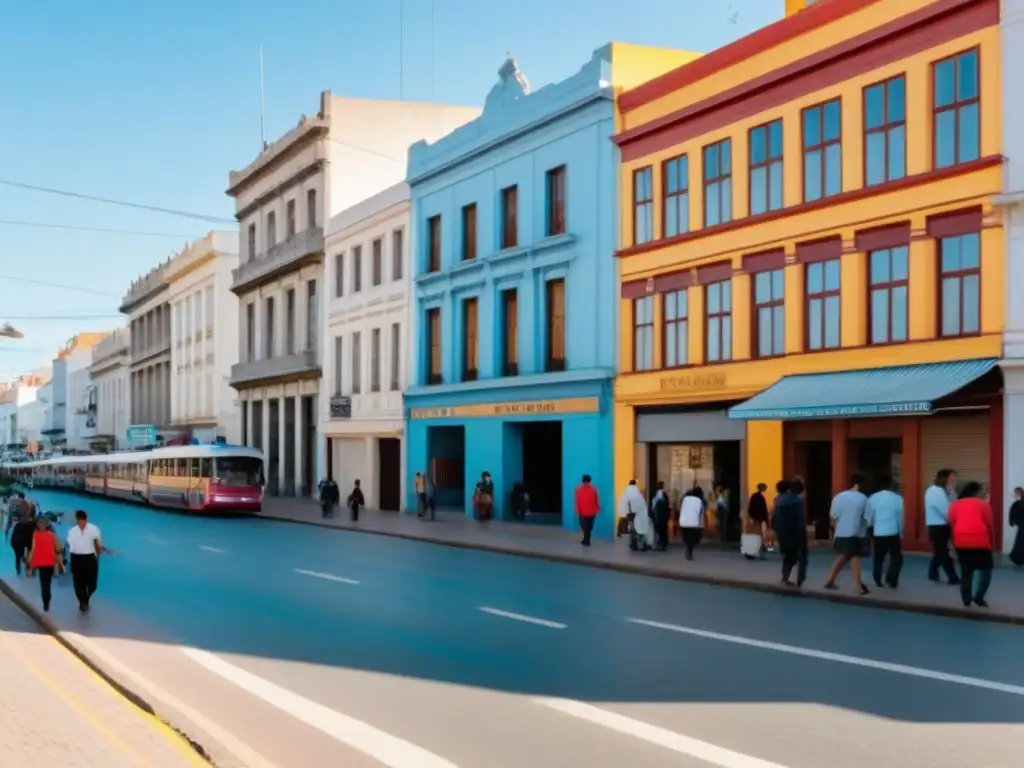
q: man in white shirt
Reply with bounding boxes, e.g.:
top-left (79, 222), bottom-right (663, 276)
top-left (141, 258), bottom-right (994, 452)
top-left (66, 509), bottom-right (106, 612)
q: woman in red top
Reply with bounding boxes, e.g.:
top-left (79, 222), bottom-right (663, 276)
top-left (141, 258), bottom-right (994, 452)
top-left (27, 516), bottom-right (62, 612)
top-left (948, 481), bottom-right (994, 609)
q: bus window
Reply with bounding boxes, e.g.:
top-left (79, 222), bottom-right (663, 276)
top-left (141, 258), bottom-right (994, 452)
top-left (214, 456), bottom-right (262, 487)
top-left (200, 458), bottom-right (212, 478)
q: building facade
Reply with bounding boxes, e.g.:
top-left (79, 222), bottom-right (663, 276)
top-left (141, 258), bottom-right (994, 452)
top-left (229, 91), bottom-right (479, 497)
top-left (166, 231), bottom-right (241, 444)
top-left (613, 0), bottom-right (1004, 549)
top-left (12, 369), bottom-right (49, 451)
top-left (88, 327), bottom-right (131, 451)
top-left (404, 46), bottom-right (696, 535)
top-left (65, 341), bottom-right (99, 452)
top-left (121, 262), bottom-right (173, 447)
top-left (321, 183), bottom-right (410, 511)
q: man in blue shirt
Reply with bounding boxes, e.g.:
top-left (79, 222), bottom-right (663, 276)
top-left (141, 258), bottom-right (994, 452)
top-left (825, 473), bottom-right (870, 595)
top-left (865, 473), bottom-right (904, 588)
top-left (924, 468), bottom-right (961, 584)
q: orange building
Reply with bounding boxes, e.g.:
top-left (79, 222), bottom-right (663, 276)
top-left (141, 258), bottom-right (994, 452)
top-left (612, 0), bottom-right (1004, 549)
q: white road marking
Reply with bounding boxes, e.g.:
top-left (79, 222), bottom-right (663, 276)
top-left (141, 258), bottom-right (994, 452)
top-left (293, 568), bottom-right (360, 585)
top-left (627, 618), bottom-right (1024, 697)
top-left (536, 697), bottom-right (790, 768)
top-left (198, 545), bottom-right (226, 554)
top-left (142, 534), bottom-right (167, 547)
top-left (181, 648), bottom-right (459, 768)
top-left (476, 607), bottom-right (567, 629)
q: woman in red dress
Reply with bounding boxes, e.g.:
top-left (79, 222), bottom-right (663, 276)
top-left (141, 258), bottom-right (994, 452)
top-left (27, 516), bottom-right (62, 612)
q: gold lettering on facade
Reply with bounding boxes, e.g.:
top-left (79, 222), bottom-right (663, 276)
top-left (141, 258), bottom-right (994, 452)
top-left (410, 396), bottom-right (600, 420)
top-left (659, 373), bottom-right (727, 391)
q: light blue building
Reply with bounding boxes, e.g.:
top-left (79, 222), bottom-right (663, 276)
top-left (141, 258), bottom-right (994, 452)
top-left (403, 47), bottom-right (626, 537)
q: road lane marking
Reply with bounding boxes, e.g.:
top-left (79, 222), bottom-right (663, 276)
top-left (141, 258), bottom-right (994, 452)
top-left (627, 618), bottom-right (1024, 697)
top-left (198, 545), bottom-right (226, 554)
top-left (181, 647), bottom-right (459, 768)
top-left (143, 534), bottom-right (167, 547)
top-left (477, 607), bottom-right (567, 629)
top-left (293, 568), bottom-right (360, 585)
top-left (535, 697), bottom-right (789, 768)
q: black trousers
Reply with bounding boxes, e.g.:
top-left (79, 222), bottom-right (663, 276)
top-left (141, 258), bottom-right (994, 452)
top-left (780, 542), bottom-right (808, 585)
top-left (579, 515), bottom-right (595, 545)
top-left (70, 553), bottom-right (99, 607)
top-left (956, 548), bottom-right (993, 606)
top-left (36, 566), bottom-right (54, 608)
top-left (927, 524), bottom-right (960, 582)
top-left (350, 502), bottom-right (360, 521)
top-left (654, 515), bottom-right (670, 550)
top-left (11, 543), bottom-right (25, 573)
top-left (872, 534), bottom-right (903, 587)
top-left (681, 527), bottom-right (702, 558)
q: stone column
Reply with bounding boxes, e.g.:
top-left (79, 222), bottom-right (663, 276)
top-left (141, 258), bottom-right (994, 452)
top-left (294, 398), bottom-right (304, 496)
top-left (278, 398), bottom-right (287, 494)
top-left (261, 396), bottom-right (271, 463)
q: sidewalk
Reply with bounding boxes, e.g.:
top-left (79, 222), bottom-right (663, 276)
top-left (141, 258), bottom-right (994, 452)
top-left (261, 498), bottom-right (1024, 625)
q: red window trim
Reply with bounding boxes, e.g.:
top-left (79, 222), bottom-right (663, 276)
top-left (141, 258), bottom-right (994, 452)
top-left (796, 235), bottom-right (842, 264)
top-left (801, 98), bottom-right (842, 203)
top-left (927, 206), bottom-right (983, 239)
top-left (866, 246), bottom-right (910, 345)
top-left (702, 139), bottom-right (732, 227)
top-left (862, 75), bottom-right (907, 186)
top-left (742, 248), bottom-right (786, 273)
top-left (931, 47), bottom-right (981, 170)
top-left (661, 154), bottom-right (689, 239)
top-left (748, 119), bottom-right (783, 215)
top-left (855, 222), bottom-right (911, 252)
top-left (632, 295), bottom-right (655, 371)
top-left (751, 268), bottom-right (785, 359)
top-left (937, 233), bottom-right (982, 339)
top-left (704, 278), bottom-right (732, 363)
top-left (696, 261), bottom-right (732, 284)
top-left (633, 166), bottom-right (653, 245)
top-left (805, 259), bottom-right (841, 352)
top-left (662, 288), bottom-right (689, 370)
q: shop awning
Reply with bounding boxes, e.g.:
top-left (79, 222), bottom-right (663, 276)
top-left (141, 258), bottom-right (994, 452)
top-left (728, 358), bottom-right (999, 421)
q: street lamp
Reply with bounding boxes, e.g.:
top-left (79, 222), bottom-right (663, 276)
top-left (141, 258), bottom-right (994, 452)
top-left (0, 323), bottom-right (23, 339)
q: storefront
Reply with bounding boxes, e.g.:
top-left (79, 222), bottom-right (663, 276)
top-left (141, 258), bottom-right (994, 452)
top-left (405, 376), bottom-right (613, 537)
top-left (728, 358), bottom-right (1003, 551)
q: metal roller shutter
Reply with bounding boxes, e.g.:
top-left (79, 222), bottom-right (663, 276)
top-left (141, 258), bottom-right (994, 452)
top-left (919, 411), bottom-right (990, 493)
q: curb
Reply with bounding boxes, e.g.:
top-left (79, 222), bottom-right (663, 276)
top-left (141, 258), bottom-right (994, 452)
top-left (258, 513), bottom-right (1024, 627)
top-left (0, 578), bottom-right (218, 766)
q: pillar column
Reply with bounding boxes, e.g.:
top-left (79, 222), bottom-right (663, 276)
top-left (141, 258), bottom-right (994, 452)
top-left (364, 436), bottom-right (377, 509)
top-left (294, 399), bottom-right (304, 496)
top-left (277, 398), bottom-right (287, 494)
top-left (830, 419), bottom-right (848, 497)
top-left (245, 396), bottom-right (254, 448)
top-left (261, 396), bottom-right (270, 460)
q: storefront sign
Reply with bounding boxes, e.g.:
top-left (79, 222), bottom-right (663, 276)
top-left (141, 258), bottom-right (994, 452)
top-left (410, 396), bottom-right (600, 420)
top-left (126, 424), bottom-right (157, 448)
top-left (732, 402), bottom-right (933, 420)
top-left (659, 373), bottom-right (727, 391)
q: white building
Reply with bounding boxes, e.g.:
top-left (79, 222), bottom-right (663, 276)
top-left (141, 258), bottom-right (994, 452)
top-left (66, 341), bottom-right (99, 452)
top-left (12, 369), bottom-right (49, 450)
top-left (121, 261), bottom-right (173, 447)
top-left (322, 182), bottom-right (410, 511)
top-left (228, 91), bottom-right (479, 497)
top-left (88, 328), bottom-right (131, 451)
top-left (166, 231), bottom-right (241, 444)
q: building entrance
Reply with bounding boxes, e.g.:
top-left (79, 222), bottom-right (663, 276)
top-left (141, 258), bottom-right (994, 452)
top-left (427, 425), bottom-right (465, 510)
top-left (377, 437), bottom-right (401, 511)
top-left (520, 421), bottom-right (563, 521)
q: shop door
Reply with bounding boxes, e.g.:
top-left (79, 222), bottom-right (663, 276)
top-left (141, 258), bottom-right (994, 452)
top-left (377, 438), bottom-right (401, 512)
top-left (920, 411), bottom-right (992, 544)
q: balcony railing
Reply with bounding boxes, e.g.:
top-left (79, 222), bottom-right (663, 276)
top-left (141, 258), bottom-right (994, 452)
top-left (229, 349), bottom-right (320, 388)
top-left (231, 227), bottom-right (325, 294)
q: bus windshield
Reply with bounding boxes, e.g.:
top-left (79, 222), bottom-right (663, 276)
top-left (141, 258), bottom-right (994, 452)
top-left (214, 456), bottom-right (263, 487)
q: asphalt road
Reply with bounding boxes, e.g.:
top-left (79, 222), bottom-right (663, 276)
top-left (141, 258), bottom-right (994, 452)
top-left (5, 490), bottom-right (1024, 768)
top-left (0, 591), bottom-right (203, 767)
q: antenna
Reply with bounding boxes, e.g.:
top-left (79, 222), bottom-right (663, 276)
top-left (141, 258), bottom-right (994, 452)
top-left (259, 45), bottom-right (266, 148)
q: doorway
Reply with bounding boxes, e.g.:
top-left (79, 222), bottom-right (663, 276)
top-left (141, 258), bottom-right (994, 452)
top-left (521, 421), bottom-right (563, 518)
top-left (804, 440), bottom-right (832, 539)
top-left (377, 437), bottom-right (401, 511)
top-left (427, 426), bottom-right (465, 509)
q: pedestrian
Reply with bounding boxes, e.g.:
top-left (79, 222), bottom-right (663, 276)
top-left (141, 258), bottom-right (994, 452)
top-left (319, 476), bottom-right (339, 518)
top-left (1007, 486), bottom-right (1024, 567)
top-left (747, 483), bottom-right (769, 559)
top-left (678, 487), bottom-right (704, 560)
top-left (924, 468), bottom-right (961, 584)
top-left (347, 479), bottom-right (365, 522)
top-left (414, 472), bottom-right (427, 517)
top-left (772, 478), bottom-right (808, 587)
top-left (574, 474), bottom-right (600, 546)
top-left (10, 507), bottom-right (35, 575)
top-left (650, 481), bottom-right (671, 551)
top-left (824, 473), bottom-right (870, 595)
top-left (27, 516), bottom-right (62, 612)
top-left (619, 479), bottom-right (651, 551)
top-left (948, 481), bottom-right (995, 608)
top-left (864, 473), bottom-right (904, 588)
top-left (66, 510), bottom-right (106, 612)
top-left (473, 472), bottom-right (495, 522)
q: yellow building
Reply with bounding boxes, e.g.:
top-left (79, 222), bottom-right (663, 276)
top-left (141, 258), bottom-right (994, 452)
top-left (612, 0), bottom-right (1005, 549)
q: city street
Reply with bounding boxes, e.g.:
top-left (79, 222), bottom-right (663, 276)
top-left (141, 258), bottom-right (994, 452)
top-left (4, 490), bottom-right (1024, 768)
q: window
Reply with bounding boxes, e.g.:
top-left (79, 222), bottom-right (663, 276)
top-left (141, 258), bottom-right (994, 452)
top-left (705, 279), bottom-right (732, 363)
top-left (263, 297), bottom-right (275, 358)
top-left (806, 259), bottom-right (841, 350)
top-left (632, 296), bottom-right (654, 371)
top-left (333, 336), bottom-right (343, 395)
top-left (664, 289), bottom-right (688, 368)
top-left (500, 186), bottom-right (518, 249)
top-left (245, 303), bottom-right (255, 362)
top-left (370, 328), bottom-right (381, 392)
top-left (247, 223), bottom-right (256, 261)
top-left (334, 252), bottom-right (344, 297)
top-left (753, 270), bottom-right (785, 358)
top-left (426, 308), bottom-right (441, 384)
top-left (749, 121), bottom-right (783, 216)
top-left (204, 286), bottom-right (214, 332)
top-left (306, 279), bottom-right (317, 351)
top-left (703, 139), bottom-right (733, 227)
top-left (546, 278), bottom-right (566, 371)
top-left (933, 49), bottom-right (980, 169)
top-left (662, 155), bottom-right (689, 238)
top-left (803, 99), bottom-right (842, 202)
top-left (864, 76), bottom-right (906, 186)
top-left (462, 298), bottom-right (479, 381)
top-left (868, 246), bottom-right (909, 345)
top-left (390, 322), bottom-right (401, 391)
top-left (372, 239), bottom-right (383, 286)
top-left (285, 289), bottom-right (296, 354)
top-left (502, 289), bottom-right (518, 376)
top-left (427, 216), bottom-right (441, 272)
top-left (461, 204), bottom-right (477, 260)
top-left (266, 211), bottom-right (276, 246)
top-left (939, 233), bottom-right (981, 337)
top-left (546, 166), bottom-right (566, 236)
top-left (307, 189), bottom-right (317, 229)
top-left (351, 331), bottom-right (362, 394)
top-left (633, 167), bottom-right (654, 244)
top-left (392, 229), bottom-right (404, 281)
top-left (352, 245), bottom-right (362, 292)
top-left (286, 199), bottom-right (296, 238)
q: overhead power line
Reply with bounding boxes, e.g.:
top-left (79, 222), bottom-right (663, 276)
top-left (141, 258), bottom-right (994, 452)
top-left (0, 274), bottom-right (120, 298)
top-left (0, 179), bottom-right (235, 224)
top-left (2, 314), bottom-right (122, 321)
top-left (0, 218), bottom-right (198, 238)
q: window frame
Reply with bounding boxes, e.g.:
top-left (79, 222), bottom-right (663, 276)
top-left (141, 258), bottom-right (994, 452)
top-left (863, 75), bottom-right (907, 186)
top-left (334, 252), bottom-right (344, 297)
top-left (932, 48), bottom-right (981, 170)
top-left (333, 336), bottom-right (343, 396)
top-left (662, 288), bottom-right (689, 369)
top-left (938, 232), bottom-right (982, 338)
top-left (702, 139), bottom-right (733, 228)
top-left (805, 258), bottom-right (842, 352)
top-left (389, 322), bottom-right (401, 391)
top-left (632, 166), bottom-right (654, 245)
top-left (426, 308), bottom-right (442, 385)
top-left (462, 297), bottom-right (479, 381)
top-left (351, 245), bottom-right (363, 292)
top-left (704, 278), bottom-right (732, 363)
top-left (370, 327), bottom-right (381, 392)
top-left (752, 268), bottom-right (785, 359)
top-left (502, 289), bottom-right (519, 377)
top-left (392, 228), bottom-right (404, 281)
top-left (867, 245), bottom-right (910, 346)
top-left (500, 185), bottom-right (518, 249)
top-left (748, 120), bottom-right (783, 216)
top-left (662, 155), bottom-right (689, 238)
top-left (545, 278), bottom-right (566, 372)
top-left (427, 215), bottom-right (442, 273)
top-left (801, 98), bottom-right (842, 203)
top-left (546, 166), bottom-right (566, 236)
top-left (632, 295), bottom-right (655, 372)
top-left (371, 238), bottom-right (383, 286)
top-left (461, 203), bottom-right (477, 260)
top-left (351, 331), bottom-right (362, 394)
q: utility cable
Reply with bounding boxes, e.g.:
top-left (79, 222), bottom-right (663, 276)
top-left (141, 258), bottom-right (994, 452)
top-left (0, 218), bottom-right (198, 238)
top-left (0, 274), bottom-right (120, 298)
top-left (2, 314), bottom-right (122, 321)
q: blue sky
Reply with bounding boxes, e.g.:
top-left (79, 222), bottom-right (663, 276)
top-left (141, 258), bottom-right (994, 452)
top-left (0, 0), bottom-right (782, 379)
